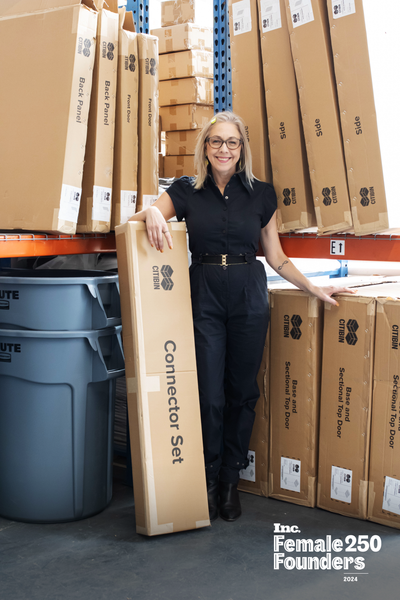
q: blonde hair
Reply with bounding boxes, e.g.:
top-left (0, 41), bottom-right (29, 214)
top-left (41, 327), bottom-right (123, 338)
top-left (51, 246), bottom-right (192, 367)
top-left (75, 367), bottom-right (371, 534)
top-left (193, 111), bottom-right (254, 190)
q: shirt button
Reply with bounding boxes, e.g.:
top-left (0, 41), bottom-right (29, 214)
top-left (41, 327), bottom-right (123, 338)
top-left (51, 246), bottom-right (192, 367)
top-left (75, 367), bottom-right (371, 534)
top-left (225, 196), bottom-right (228, 200)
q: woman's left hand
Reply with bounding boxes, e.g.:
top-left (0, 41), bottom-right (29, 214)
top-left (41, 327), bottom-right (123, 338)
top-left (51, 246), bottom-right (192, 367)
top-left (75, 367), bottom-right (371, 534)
top-left (313, 285), bottom-right (358, 306)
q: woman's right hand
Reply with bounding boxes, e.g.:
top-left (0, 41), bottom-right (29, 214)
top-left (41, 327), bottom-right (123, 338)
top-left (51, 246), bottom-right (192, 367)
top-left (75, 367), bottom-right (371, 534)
top-left (145, 205), bottom-right (174, 252)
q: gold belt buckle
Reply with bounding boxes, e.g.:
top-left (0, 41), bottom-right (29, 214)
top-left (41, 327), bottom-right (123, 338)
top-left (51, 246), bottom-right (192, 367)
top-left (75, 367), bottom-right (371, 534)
top-left (221, 254), bottom-right (227, 267)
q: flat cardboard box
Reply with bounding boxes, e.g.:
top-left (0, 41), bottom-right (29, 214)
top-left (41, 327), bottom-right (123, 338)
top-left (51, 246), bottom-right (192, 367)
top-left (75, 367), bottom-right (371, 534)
top-left (159, 77), bottom-right (213, 106)
top-left (229, 0), bottom-right (272, 182)
top-left (160, 104), bottom-right (214, 131)
top-left (115, 220), bottom-right (209, 536)
top-left (238, 324), bottom-right (270, 497)
top-left (0, 0), bottom-right (98, 233)
top-left (269, 290), bottom-right (323, 507)
top-left (258, 0), bottom-right (315, 232)
top-left (137, 34), bottom-right (160, 211)
top-left (151, 23), bottom-right (213, 54)
top-left (111, 9), bottom-right (139, 230)
top-left (78, 0), bottom-right (119, 233)
top-left (160, 0), bottom-right (213, 28)
top-left (367, 284), bottom-right (400, 528)
top-left (317, 293), bottom-right (376, 519)
top-left (159, 50), bottom-right (213, 80)
top-left (285, 0), bottom-right (352, 235)
top-left (164, 155), bottom-right (195, 178)
top-left (165, 130), bottom-right (199, 155)
top-left (327, 0), bottom-right (400, 235)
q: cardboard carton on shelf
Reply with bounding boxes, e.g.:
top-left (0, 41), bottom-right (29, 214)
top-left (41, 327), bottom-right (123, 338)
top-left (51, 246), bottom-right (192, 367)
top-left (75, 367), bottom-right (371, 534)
top-left (115, 220), bottom-right (209, 536)
top-left (228, 0), bottom-right (272, 183)
top-left (163, 155), bottom-right (195, 178)
top-left (78, 0), bottom-right (119, 233)
top-left (258, 0), bottom-right (315, 232)
top-left (165, 130), bottom-right (199, 155)
top-left (160, 0), bottom-right (213, 28)
top-left (111, 9), bottom-right (139, 230)
top-left (151, 23), bottom-right (213, 54)
top-left (0, 0), bottom-right (98, 234)
top-left (160, 104), bottom-right (214, 131)
top-left (327, 0), bottom-right (400, 235)
top-left (159, 50), bottom-right (214, 80)
top-left (285, 0), bottom-right (352, 235)
top-left (159, 77), bottom-right (214, 107)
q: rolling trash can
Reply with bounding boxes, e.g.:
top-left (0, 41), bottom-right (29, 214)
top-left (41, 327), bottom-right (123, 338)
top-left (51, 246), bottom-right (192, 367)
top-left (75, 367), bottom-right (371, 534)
top-left (0, 325), bottom-right (124, 523)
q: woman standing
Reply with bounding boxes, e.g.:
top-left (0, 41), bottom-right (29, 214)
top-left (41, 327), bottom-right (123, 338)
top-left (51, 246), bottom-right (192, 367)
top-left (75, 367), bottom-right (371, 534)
top-left (129, 111), bottom-right (353, 523)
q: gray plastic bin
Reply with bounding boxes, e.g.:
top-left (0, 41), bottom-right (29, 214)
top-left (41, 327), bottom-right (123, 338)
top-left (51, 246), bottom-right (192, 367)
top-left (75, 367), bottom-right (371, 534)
top-left (0, 326), bottom-right (124, 523)
top-left (0, 268), bottom-right (121, 330)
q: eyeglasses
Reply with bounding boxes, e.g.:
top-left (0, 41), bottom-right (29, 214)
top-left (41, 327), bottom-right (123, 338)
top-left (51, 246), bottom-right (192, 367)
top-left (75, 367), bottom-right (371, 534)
top-left (206, 136), bottom-right (243, 150)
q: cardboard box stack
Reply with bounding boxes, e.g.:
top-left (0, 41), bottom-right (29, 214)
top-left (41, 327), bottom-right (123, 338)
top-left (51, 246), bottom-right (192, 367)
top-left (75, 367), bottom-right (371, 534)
top-left (0, 0), bottom-right (98, 234)
top-left (115, 220), bottom-right (209, 536)
top-left (152, 1), bottom-right (214, 179)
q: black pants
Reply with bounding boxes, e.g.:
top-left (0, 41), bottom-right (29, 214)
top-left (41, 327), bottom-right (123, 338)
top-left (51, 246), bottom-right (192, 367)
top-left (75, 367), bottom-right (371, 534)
top-left (190, 259), bottom-right (269, 484)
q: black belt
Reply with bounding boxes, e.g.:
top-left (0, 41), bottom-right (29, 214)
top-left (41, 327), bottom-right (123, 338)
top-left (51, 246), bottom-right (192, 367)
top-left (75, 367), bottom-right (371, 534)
top-left (194, 253), bottom-right (256, 266)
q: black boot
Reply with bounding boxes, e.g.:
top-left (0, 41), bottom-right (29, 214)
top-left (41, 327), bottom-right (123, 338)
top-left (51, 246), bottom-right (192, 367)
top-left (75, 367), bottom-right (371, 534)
top-left (219, 481), bottom-right (242, 522)
top-left (207, 478), bottom-right (219, 522)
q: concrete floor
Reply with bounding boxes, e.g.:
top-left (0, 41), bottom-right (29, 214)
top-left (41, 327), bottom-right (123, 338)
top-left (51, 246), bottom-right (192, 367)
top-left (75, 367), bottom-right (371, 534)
top-left (1, 474), bottom-right (399, 600)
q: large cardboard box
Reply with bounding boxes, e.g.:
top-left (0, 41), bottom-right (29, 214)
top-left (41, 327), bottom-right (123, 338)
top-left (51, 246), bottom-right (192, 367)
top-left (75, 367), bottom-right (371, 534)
top-left (0, 0), bottom-right (98, 233)
top-left (269, 290), bottom-right (323, 507)
top-left (229, 0), bottom-right (272, 183)
top-left (160, 104), bottom-right (214, 131)
top-left (327, 0), bottom-right (400, 235)
top-left (159, 50), bottom-right (213, 80)
top-left (115, 221), bottom-right (209, 536)
top-left (285, 0), bottom-right (352, 235)
top-left (368, 285), bottom-right (400, 528)
top-left (258, 0), bottom-right (315, 232)
top-left (160, 0), bottom-right (213, 28)
top-left (78, 0), bottom-right (119, 233)
top-left (164, 155), bottom-right (196, 178)
top-left (165, 130), bottom-right (199, 155)
top-left (238, 324), bottom-right (270, 497)
top-left (111, 9), bottom-right (139, 230)
top-left (317, 293), bottom-right (376, 519)
top-left (137, 34), bottom-right (160, 211)
top-left (159, 77), bottom-right (213, 106)
top-left (151, 23), bottom-right (213, 54)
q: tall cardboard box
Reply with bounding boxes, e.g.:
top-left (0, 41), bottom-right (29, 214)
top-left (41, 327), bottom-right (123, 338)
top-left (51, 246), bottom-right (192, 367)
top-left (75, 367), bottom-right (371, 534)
top-left (159, 77), bottom-right (214, 106)
top-left (78, 0), bottom-right (119, 233)
top-left (137, 34), bottom-right (160, 211)
top-left (160, 104), bottom-right (214, 131)
top-left (269, 290), bottom-right (323, 507)
top-left (159, 50), bottom-right (214, 80)
top-left (317, 293), bottom-right (376, 519)
top-left (368, 285), bottom-right (400, 528)
top-left (160, 0), bottom-right (213, 28)
top-left (115, 221), bottom-right (209, 536)
top-left (228, 0), bottom-right (272, 182)
top-left (285, 0), bottom-right (352, 235)
top-left (238, 324), bottom-right (270, 497)
top-left (111, 9), bottom-right (139, 229)
top-left (0, 0), bottom-right (98, 233)
top-left (327, 0), bottom-right (400, 235)
top-left (258, 0), bottom-right (315, 232)
top-left (165, 130), bottom-right (199, 155)
top-left (164, 155), bottom-right (196, 178)
top-left (151, 23), bottom-right (213, 54)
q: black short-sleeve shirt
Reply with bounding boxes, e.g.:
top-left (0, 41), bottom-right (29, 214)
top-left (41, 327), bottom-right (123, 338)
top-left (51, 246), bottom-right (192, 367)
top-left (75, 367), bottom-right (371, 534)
top-left (167, 171), bottom-right (277, 257)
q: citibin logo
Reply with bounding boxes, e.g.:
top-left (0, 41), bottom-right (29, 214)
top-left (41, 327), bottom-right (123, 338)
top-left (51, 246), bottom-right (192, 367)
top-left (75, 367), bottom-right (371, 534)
top-left (322, 186), bottom-right (338, 207)
top-left (338, 318), bottom-right (358, 345)
top-left (283, 314), bottom-right (302, 340)
top-left (77, 38), bottom-right (92, 57)
top-left (282, 188), bottom-right (297, 207)
top-left (152, 265), bottom-right (174, 291)
top-left (360, 186), bottom-right (376, 207)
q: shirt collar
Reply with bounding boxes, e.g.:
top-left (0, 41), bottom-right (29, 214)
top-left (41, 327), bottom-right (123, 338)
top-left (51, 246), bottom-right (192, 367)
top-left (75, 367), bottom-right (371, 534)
top-left (193, 167), bottom-right (252, 195)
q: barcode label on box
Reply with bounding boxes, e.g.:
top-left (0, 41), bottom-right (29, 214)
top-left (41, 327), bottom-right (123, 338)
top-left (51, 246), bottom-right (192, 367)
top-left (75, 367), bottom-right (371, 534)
top-left (280, 457), bottom-right (301, 492)
top-left (260, 0), bottom-right (282, 33)
top-left (232, 0), bottom-right (252, 35)
top-left (331, 466), bottom-right (352, 503)
top-left (239, 450), bottom-right (256, 482)
top-left (59, 184), bottom-right (81, 223)
top-left (92, 185), bottom-right (112, 222)
top-left (288, 0), bottom-right (314, 28)
top-left (142, 194), bottom-right (159, 209)
top-left (382, 476), bottom-right (400, 516)
top-left (120, 190), bottom-right (137, 223)
top-left (331, 0), bottom-right (356, 19)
